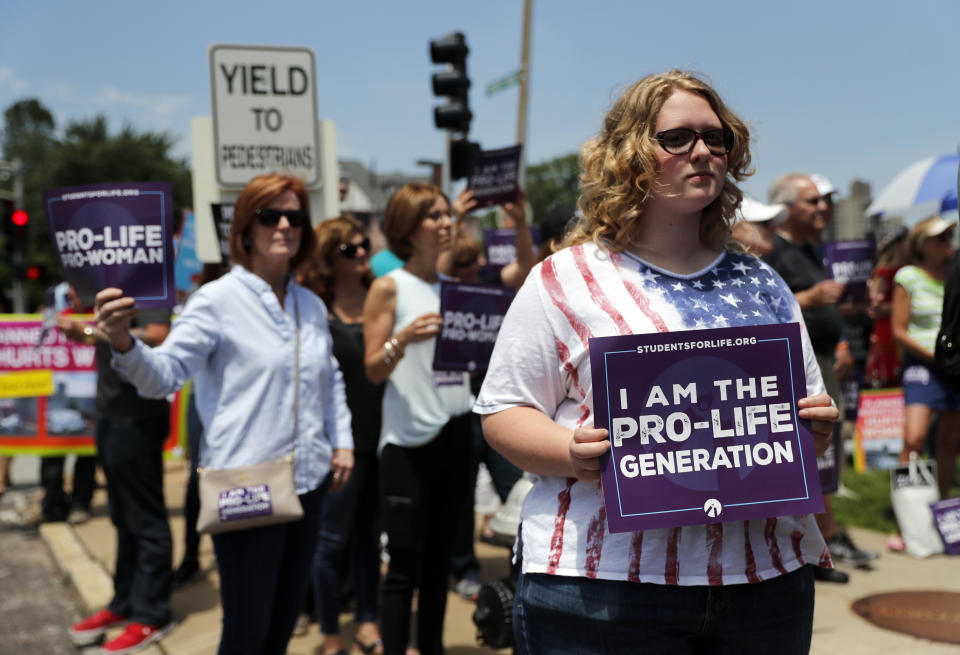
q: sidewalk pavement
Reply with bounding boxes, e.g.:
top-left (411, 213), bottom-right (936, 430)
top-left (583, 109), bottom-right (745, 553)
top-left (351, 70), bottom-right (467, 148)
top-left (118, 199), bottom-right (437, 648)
top-left (34, 458), bottom-right (960, 654)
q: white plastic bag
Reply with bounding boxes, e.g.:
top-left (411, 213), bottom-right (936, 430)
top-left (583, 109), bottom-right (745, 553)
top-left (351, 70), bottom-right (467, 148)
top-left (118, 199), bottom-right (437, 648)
top-left (891, 453), bottom-right (944, 558)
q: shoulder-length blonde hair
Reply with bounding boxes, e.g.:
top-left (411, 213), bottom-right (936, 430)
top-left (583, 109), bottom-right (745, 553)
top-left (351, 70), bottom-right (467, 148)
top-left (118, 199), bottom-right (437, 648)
top-left (567, 70), bottom-right (753, 251)
top-left (300, 214), bottom-right (371, 305)
top-left (230, 173), bottom-right (316, 272)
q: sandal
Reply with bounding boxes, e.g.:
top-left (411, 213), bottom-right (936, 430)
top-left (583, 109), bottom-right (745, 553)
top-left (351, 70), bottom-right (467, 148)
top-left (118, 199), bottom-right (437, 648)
top-left (352, 638), bottom-right (384, 655)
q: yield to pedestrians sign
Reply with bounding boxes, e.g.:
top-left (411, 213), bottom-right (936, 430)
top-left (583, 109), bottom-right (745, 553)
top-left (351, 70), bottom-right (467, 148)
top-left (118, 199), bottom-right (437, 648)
top-left (209, 44), bottom-right (320, 188)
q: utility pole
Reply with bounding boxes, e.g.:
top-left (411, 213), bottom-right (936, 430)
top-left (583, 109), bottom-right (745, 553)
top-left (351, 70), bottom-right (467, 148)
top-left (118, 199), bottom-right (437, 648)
top-left (516, 0), bottom-right (533, 191)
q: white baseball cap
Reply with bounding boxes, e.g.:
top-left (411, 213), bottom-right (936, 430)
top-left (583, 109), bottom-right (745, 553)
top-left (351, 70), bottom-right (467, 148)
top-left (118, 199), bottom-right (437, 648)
top-left (809, 173), bottom-right (837, 197)
top-left (736, 197), bottom-right (789, 225)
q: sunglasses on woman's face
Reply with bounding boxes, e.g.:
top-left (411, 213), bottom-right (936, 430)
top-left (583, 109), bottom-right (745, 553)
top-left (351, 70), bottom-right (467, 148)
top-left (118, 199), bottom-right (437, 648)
top-left (254, 208), bottom-right (310, 228)
top-left (655, 127), bottom-right (734, 155)
top-left (339, 237), bottom-right (371, 258)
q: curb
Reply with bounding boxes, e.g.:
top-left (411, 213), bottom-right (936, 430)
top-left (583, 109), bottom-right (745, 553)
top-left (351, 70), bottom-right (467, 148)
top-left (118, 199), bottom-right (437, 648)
top-left (40, 522), bottom-right (166, 654)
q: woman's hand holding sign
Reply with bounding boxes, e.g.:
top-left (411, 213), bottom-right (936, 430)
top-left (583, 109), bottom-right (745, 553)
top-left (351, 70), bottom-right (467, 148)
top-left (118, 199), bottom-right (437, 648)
top-left (569, 425), bottom-right (610, 481)
top-left (798, 393), bottom-right (839, 456)
top-left (94, 288), bottom-right (137, 353)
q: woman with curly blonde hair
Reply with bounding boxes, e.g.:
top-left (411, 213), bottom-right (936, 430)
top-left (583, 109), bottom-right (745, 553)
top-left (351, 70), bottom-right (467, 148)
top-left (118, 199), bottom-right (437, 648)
top-left (477, 71), bottom-right (838, 653)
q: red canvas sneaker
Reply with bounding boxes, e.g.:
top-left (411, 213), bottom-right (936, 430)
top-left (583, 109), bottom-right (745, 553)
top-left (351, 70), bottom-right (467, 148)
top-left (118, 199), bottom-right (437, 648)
top-left (101, 622), bottom-right (173, 654)
top-left (68, 609), bottom-right (128, 645)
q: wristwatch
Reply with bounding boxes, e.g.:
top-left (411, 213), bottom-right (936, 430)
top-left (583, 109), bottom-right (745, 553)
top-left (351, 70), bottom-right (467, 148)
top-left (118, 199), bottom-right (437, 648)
top-left (82, 325), bottom-right (97, 345)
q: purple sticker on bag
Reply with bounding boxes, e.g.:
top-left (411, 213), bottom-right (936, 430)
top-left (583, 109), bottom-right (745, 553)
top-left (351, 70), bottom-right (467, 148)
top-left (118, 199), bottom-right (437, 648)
top-left (218, 484), bottom-right (274, 522)
top-left (590, 323), bottom-right (824, 533)
top-left (931, 497), bottom-right (960, 555)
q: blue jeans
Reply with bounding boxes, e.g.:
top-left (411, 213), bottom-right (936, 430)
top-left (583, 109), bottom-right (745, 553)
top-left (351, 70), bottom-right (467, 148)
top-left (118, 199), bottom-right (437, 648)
top-left (313, 451), bottom-right (380, 634)
top-left (514, 567), bottom-right (814, 655)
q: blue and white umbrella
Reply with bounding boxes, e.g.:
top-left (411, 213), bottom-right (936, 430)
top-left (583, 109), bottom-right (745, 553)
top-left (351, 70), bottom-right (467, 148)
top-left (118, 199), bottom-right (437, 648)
top-left (866, 152), bottom-right (959, 220)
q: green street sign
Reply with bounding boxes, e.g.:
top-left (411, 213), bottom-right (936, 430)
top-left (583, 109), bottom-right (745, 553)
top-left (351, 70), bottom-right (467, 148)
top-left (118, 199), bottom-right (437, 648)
top-left (486, 70), bottom-right (521, 97)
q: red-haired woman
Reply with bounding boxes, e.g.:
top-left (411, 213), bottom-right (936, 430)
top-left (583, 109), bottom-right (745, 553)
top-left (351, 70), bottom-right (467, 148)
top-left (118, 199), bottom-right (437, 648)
top-left (95, 173), bottom-right (354, 654)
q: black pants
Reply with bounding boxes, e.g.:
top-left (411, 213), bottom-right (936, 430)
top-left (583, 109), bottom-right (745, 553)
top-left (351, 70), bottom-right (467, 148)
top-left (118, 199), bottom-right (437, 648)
top-left (181, 392), bottom-right (202, 566)
top-left (96, 415), bottom-right (172, 627)
top-left (450, 413), bottom-right (523, 580)
top-left (379, 413), bottom-right (473, 655)
top-left (213, 484), bottom-right (327, 655)
top-left (40, 454), bottom-right (97, 521)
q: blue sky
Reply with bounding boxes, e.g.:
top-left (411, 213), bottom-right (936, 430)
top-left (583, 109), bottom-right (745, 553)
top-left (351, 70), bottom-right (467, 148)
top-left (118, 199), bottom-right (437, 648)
top-left (2, 0), bottom-right (958, 205)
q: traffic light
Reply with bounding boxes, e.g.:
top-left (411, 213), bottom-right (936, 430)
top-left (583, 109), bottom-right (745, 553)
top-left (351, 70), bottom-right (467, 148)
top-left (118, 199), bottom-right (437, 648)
top-left (1, 198), bottom-right (14, 246)
top-left (4, 201), bottom-right (28, 245)
top-left (430, 32), bottom-right (471, 134)
top-left (449, 138), bottom-right (480, 181)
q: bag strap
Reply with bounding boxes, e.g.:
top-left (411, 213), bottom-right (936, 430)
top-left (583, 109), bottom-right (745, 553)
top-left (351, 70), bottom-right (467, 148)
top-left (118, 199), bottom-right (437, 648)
top-left (908, 451), bottom-right (937, 487)
top-left (292, 287), bottom-right (300, 458)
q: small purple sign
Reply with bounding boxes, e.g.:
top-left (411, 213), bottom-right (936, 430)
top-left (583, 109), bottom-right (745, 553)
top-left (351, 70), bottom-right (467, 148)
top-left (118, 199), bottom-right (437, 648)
top-left (482, 227), bottom-right (540, 280)
top-left (218, 483), bottom-right (274, 523)
top-left (468, 144), bottom-right (522, 209)
top-left (590, 323), bottom-right (824, 533)
top-left (211, 202), bottom-right (234, 264)
top-left (433, 280), bottom-right (515, 372)
top-left (930, 497), bottom-right (960, 555)
top-left (817, 421), bottom-right (841, 494)
top-left (823, 239), bottom-right (875, 303)
top-left (43, 182), bottom-right (176, 308)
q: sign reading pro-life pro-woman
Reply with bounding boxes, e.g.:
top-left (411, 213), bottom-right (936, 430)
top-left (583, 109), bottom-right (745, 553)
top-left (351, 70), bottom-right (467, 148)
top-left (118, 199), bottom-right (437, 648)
top-left (43, 183), bottom-right (176, 307)
top-left (590, 323), bottom-right (824, 533)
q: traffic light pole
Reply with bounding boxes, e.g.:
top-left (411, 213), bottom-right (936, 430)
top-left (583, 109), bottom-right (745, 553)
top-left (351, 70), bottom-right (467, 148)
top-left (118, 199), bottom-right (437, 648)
top-left (11, 159), bottom-right (25, 313)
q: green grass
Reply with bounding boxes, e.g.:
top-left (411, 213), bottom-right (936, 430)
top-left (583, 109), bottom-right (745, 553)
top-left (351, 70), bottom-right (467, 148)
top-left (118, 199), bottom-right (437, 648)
top-left (832, 468), bottom-right (899, 534)
top-left (832, 456), bottom-right (960, 535)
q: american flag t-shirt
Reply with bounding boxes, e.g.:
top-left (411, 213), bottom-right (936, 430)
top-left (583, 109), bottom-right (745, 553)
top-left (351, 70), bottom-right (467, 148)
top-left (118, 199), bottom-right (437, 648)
top-left (475, 241), bottom-right (831, 585)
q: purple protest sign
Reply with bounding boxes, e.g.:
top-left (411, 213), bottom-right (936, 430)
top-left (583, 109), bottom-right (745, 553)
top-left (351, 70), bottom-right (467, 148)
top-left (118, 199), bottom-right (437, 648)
top-left (468, 145), bottom-right (522, 209)
top-left (590, 323), bottom-right (824, 533)
top-left (930, 497), bottom-right (960, 555)
top-left (817, 421), bottom-right (841, 494)
top-left (481, 227), bottom-right (540, 281)
top-left (433, 280), bottom-right (515, 372)
top-left (823, 239), bottom-right (875, 303)
top-left (43, 183), bottom-right (176, 308)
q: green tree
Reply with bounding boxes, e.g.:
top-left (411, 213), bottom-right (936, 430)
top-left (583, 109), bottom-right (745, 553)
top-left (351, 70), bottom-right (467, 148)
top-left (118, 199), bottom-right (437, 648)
top-left (1, 99), bottom-right (57, 308)
top-left (525, 152), bottom-right (580, 224)
top-left (1, 99), bottom-right (192, 309)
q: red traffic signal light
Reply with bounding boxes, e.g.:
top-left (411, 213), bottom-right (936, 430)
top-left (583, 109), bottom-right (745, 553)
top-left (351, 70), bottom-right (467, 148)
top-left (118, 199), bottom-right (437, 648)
top-left (26, 265), bottom-right (40, 281)
top-left (11, 209), bottom-right (28, 227)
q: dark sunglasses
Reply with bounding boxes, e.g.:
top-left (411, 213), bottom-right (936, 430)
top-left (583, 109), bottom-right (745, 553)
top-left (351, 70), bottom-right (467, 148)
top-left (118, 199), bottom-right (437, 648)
top-left (655, 127), bottom-right (734, 155)
top-left (933, 231), bottom-right (955, 243)
top-left (339, 237), bottom-right (371, 258)
top-left (254, 208), bottom-right (310, 228)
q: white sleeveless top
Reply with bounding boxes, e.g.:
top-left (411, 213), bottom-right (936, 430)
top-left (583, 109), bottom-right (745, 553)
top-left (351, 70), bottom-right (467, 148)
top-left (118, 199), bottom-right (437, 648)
top-left (380, 268), bottom-right (474, 449)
